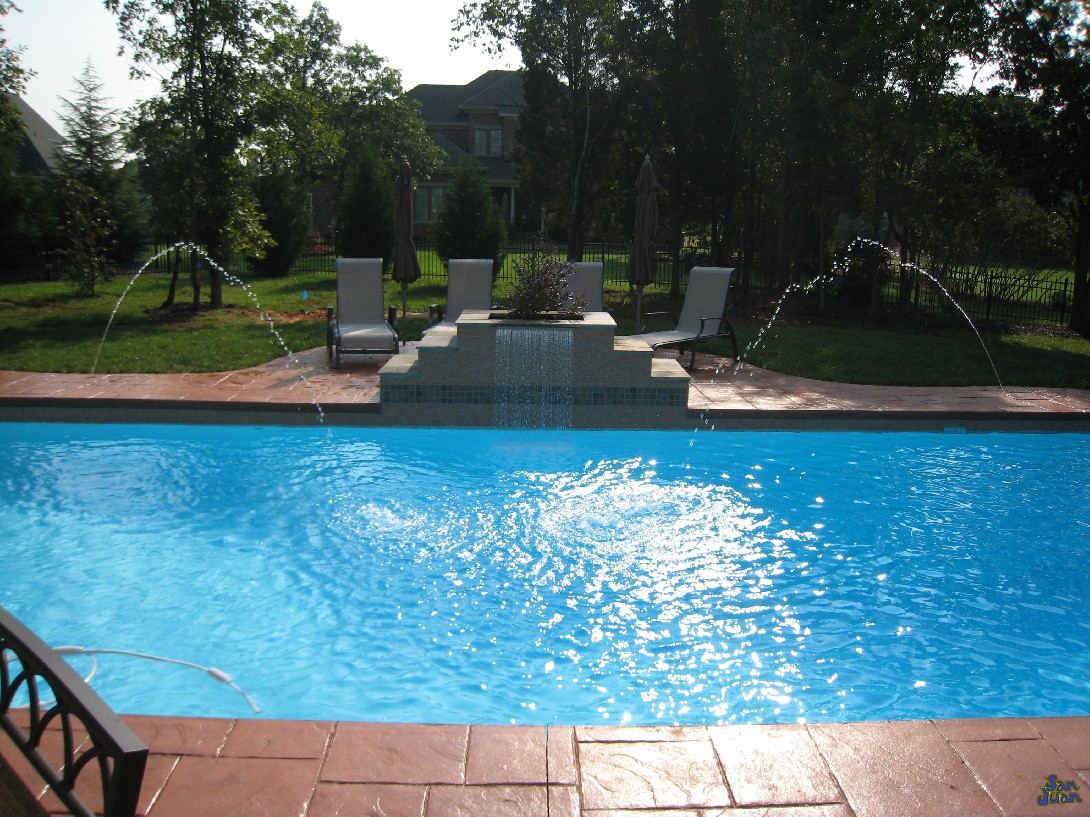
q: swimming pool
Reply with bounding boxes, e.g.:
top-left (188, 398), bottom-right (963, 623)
top-left (1, 423), bottom-right (1087, 725)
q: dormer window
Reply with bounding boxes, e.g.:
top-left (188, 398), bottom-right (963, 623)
top-left (475, 127), bottom-right (502, 157)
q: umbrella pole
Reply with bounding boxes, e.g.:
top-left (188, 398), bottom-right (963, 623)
top-left (401, 283), bottom-right (408, 321)
top-left (636, 286), bottom-right (644, 332)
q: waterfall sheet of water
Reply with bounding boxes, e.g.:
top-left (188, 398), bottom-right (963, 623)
top-left (493, 326), bottom-right (575, 428)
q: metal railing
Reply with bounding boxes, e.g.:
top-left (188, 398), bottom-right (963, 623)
top-left (0, 605), bottom-right (147, 817)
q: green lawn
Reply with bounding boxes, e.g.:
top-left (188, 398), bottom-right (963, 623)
top-left (2, 270), bottom-right (1089, 389)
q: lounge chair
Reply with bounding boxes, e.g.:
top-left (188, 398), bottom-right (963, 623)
top-left (629, 266), bottom-right (738, 367)
top-left (425, 259), bottom-right (494, 334)
top-left (326, 258), bottom-right (399, 368)
top-left (564, 261), bottom-right (604, 313)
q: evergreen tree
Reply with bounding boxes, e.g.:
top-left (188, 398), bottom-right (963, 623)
top-left (335, 144), bottom-right (394, 262)
top-left (55, 61), bottom-right (149, 263)
top-left (52, 175), bottom-right (115, 297)
top-left (56, 62), bottom-right (123, 190)
top-left (250, 168), bottom-right (311, 276)
top-left (431, 156), bottom-right (507, 267)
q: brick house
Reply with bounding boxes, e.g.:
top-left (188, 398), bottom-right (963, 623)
top-left (406, 70), bottom-right (529, 236)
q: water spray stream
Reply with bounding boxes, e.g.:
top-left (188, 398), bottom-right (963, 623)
top-left (92, 242), bottom-right (182, 375)
top-left (728, 237), bottom-right (1006, 393)
top-left (92, 241), bottom-right (326, 423)
top-left (731, 273), bottom-right (835, 377)
top-left (849, 237), bottom-right (1006, 392)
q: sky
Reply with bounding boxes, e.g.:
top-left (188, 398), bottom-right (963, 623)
top-left (5, 0), bottom-right (516, 134)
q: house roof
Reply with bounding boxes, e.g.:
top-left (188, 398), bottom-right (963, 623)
top-left (406, 70), bottom-right (524, 123)
top-left (5, 93), bottom-right (63, 173)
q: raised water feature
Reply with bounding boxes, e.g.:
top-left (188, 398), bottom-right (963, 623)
top-left (380, 311), bottom-right (692, 428)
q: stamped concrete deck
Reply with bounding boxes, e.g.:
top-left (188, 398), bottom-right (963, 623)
top-left (1, 344), bottom-right (1088, 427)
top-left (2, 349), bottom-right (1089, 815)
top-left (4, 714), bottom-right (1090, 816)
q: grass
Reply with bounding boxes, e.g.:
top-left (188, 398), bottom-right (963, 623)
top-left (2, 268), bottom-right (1089, 389)
top-left (726, 321), bottom-right (1090, 389)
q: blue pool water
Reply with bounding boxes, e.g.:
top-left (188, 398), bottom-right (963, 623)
top-left (1, 423), bottom-right (1088, 726)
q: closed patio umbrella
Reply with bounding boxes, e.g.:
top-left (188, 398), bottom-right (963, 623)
top-left (392, 158), bottom-right (421, 319)
top-left (627, 155), bottom-right (658, 330)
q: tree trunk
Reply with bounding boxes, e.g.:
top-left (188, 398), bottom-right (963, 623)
top-left (567, 86), bottom-right (592, 262)
top-left (161, 249), bottom-right (180, 309)
top-left (898, 236), bottom-right (913, 312)
top-left (209, 262), bottom-right (224, 308)
top-left (190, 250), bottom-right (201, 311)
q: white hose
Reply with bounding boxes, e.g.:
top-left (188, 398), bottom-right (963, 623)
top-left (55, 646), bottom-right (262, 714)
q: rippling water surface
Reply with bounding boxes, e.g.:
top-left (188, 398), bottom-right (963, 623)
top-left (2, 424), bottom-right (1088, 725)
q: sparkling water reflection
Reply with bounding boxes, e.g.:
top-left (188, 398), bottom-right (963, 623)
top-left (1, 424), bottom-right (1087, 725)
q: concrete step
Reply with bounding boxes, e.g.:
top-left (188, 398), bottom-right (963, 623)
top-left (379, 352), bottom-right (419, 378)
top-left (650, 358), bottom-right (691, 381)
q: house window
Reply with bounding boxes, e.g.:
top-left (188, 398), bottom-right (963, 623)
top-left (415, 187), bottom-right (443, 223)
top-left (474, 127), bottom-right (502, 157)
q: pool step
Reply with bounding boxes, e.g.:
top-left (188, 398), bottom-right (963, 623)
top-left (377, 312), bottom-right (691, 428)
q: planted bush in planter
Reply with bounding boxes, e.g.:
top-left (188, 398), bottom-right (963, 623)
top-left (505, 251), bottom-right (586, 319)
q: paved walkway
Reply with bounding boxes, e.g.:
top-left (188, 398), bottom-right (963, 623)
top-left (2, 352), bottom-right (1089, 816)
top-left (5, 713), bottom-right (1090, 817)
top-left (1, 344), bottom-right (1088, 427)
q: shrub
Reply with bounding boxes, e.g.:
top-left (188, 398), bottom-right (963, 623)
top-left (336, 145), bottom-right (395, 264)
top-left (250, 170), bottom-right (311, 277)
top-left (431, 156), bottom-right (506, 269)
top-left (507, 250), bottom-right (583, 317)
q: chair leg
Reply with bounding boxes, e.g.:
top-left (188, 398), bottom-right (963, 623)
top-left (726, 321), bottom-right (739, 360)
top-left (326, 307), bottom-right (335, 360)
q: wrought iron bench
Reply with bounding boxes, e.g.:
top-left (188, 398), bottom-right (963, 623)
top-left (0, 605), bottom-right (147, 817)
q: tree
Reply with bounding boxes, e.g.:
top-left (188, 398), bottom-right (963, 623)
top-left (109, 0), bottom-right (276, 308)
top-left (247, 0), bottom-right (343, 275)
top-left (55, 61), bottom-right (148, 263)
top-left (456, 0), bottom-right (624, 259)
top-left (52, 175), bottom-right (115, 296)
top-left (991, 0), bottom-right (1090, 335)
top-left (247, 1), bottom-right (441, 273)
top-left (431, 156), bottom-right (507, 267)
top-left (1, 0), bottom-right (34, 258)
top-left (0, 0), bottom-right (31, 94)
top-left (249, 168), bottom-right (311, 276)
top-left (335, 143), bottom-right (395, 261)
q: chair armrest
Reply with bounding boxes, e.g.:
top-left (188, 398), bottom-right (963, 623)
top-left (695, 316), bottom-right (722, 338)
top-left (326, 306), bottom-right (335, 359)
top-left (387, 305), bottom-right (398, 331)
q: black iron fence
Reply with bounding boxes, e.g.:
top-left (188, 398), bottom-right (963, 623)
top-left (0, 234), bottom-right (1076, 329)
top-left (906, 266), bottom-right (1072, 327)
